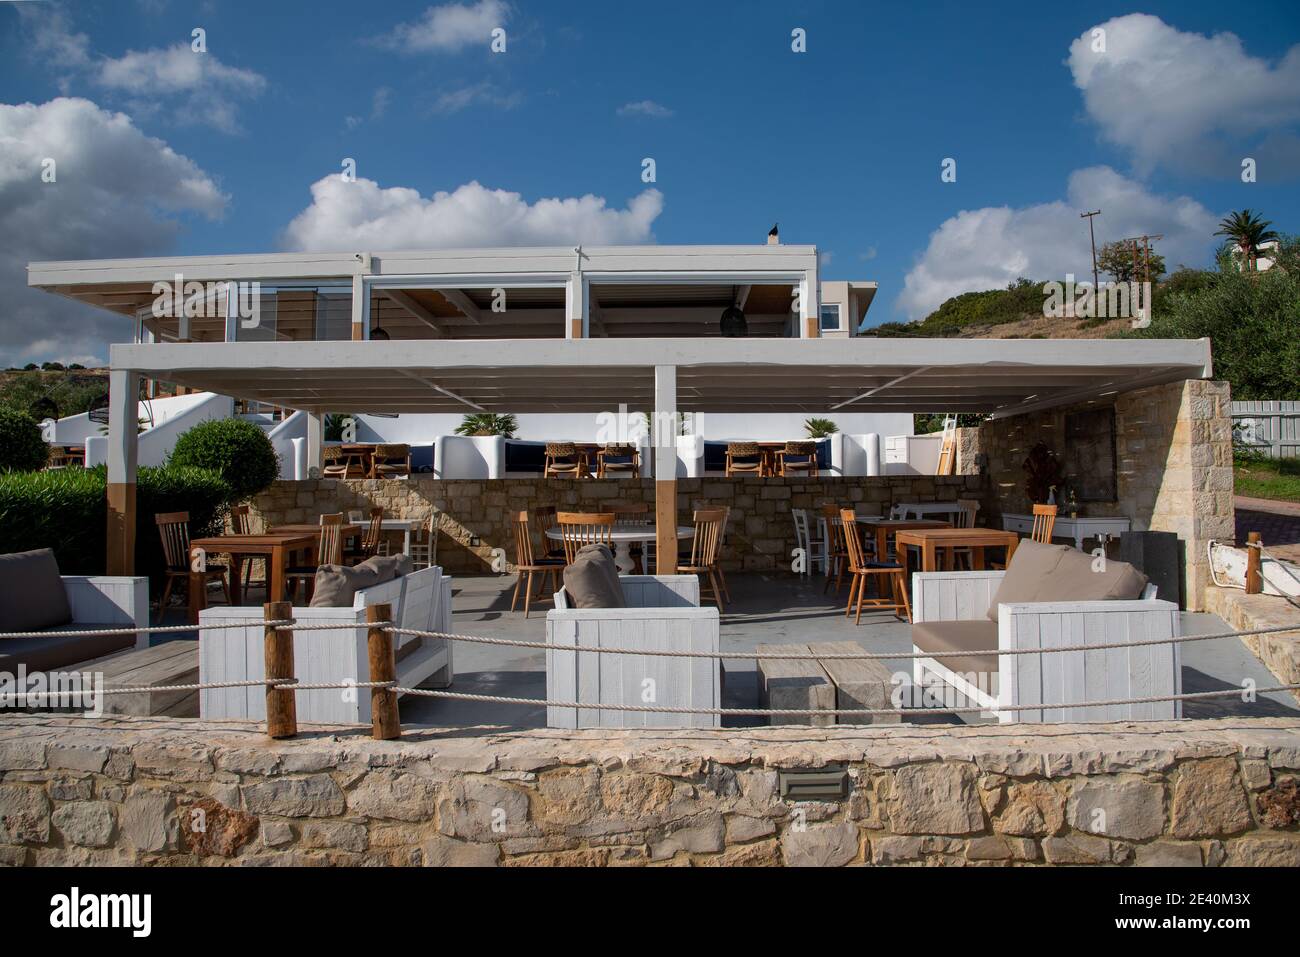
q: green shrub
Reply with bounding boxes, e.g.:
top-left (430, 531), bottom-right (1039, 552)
top-left (168, 418), bottom-right (279, 501)
top-left (0, 407), bottom-right (49, 472)
top-left (0, 465), bottom-right (231, 590)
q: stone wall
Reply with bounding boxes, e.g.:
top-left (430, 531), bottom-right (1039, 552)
top-left (251, 475), bottom-right (988, 575)
top-left (974, 379), bottom-right (1234, 609)
top-left (2, 716), bottom-right (1298, 867)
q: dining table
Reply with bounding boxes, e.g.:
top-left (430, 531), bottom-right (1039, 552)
top-left (854, 518), bottom-right (951, 564)
top-left (335, 443), bottom-right (377, 479)
top-left (893, 527), bottom-right (1020, 572)
top-left (187, 530), bottom-right (321, 619)
top-left (546, 524), bottom-right (694, 575)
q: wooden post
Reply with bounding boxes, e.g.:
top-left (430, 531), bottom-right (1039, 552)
top-left (654, 365), bottom-right (678, 574)
top-left (1245, 532), bottom-right (1262, 595)
top-left (106, 369), bottom-right (140, 575)
top-left (263, 601), bottom-right (297, 738)
top-left (367, 602), bottom-right (400, 740)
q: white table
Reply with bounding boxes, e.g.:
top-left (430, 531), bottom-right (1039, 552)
top-left (893, 501), bottom-right (976, 522)
top-left (547, 524), bottom-right (694, 574)
top-left (349, 515), bottom-right (418, 555)
top-left (1001, 513), bottom-right (1130, 550)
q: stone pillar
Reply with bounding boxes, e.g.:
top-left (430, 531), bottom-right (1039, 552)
top-left (106, 369), bottom-right (141, 575)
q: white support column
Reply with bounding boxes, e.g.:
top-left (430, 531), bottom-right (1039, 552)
top-left (801, 261), bottom-right (821, 338)
top-left (566, 271), bottom-right (589, 339)
top-left (351, 273), bottom-right (368, 341)
top-left (654, 365), bottom-right (678, 574)
top-left (106, 369), bottom-right (141, 575)
top-left (307, 412), bottom-right (324, 476)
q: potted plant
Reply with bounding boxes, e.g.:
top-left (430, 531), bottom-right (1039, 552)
top-left (803, 417), bottom-right (839, 439)
top-left (1022, 442), bottom-right (1065, 505)
top-left (454, 413), bottom-right (518, 438)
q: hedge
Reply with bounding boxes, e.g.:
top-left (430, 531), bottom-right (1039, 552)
top-left (0, 465), bottom-right (231, 592)
top-left (0, 407), bottom-right (49, 472)
top-left (168, 418), bottom-right (280, 501)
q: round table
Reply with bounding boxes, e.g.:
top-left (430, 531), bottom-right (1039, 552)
top-left (546, 524), bottom-right (694, 575)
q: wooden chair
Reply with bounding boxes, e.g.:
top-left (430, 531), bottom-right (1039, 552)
top-left (285, 514), bottom-right (346, 603)
top-left (602, 502), bottom-right (652, 571)
top-left (555, 511), bottom-right (615, 564)
top-left (544, 442), bottom-right (587, 479)
top-left (948, 499), bottom-right (981, 570)
top-left (533, 505), bottom-right (566, 561)
top-left (820, 503), bottom-right (851, 593)
top-left (776, 440), bottom-right (818, 478)
top-left (371, 444), bottom-right (411, 479)
top-left (509, 510), bottom-right (564, 617)
top-left (596, 444), bottom-right (640, 478)
top-left (321, 446), bottom-right (349, 479)
top-left (155, 511), bottom-right (229, 624)
top-left (792, 507), bottom-right (828, 576)
top-left (840, 508), bottom-right (910, 624)
top-left (677, 508), bottom-right (727, 610)
top-left (724, 442), bottom-right (764, 478)
top-left (229, 504), bottom-right (265, 594)
top-left (344, 507), bottom-right (385, 564)
top-left (1031, 503), bottom-right (1058, 543)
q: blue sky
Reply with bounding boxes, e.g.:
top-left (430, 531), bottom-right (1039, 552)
top-left (2, 0), bottom-right (1299, 364)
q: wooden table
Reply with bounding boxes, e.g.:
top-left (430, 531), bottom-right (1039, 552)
top-left (855, 518), bottom-right (951, 562)
top-left (894, 527), bottom-right (1020, 572)
top-left (336, 443), bottom-right (376, 478)
top-left (189, 531), bottom-right (319, 616)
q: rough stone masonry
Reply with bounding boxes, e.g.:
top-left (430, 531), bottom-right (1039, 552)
top-left (2, 716), bottom-right (1298, 867)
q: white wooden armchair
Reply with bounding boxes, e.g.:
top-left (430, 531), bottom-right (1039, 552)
top-left (911, 553), bottom-right (1180, 723)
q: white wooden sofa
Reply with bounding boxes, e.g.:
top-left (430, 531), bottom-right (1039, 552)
top-left (911, 541), bottom-right (1180, 723)
top-left (199, 566), bottom-right (452, 724)
top-left (546, 574), bottom-right (720, 729)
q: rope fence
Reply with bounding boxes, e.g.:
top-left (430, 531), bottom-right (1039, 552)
top-left (2, 601), bottom-right (1297, 739)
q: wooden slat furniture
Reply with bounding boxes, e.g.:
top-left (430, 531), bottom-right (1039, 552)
top-left (603, 501), bottom-right (652, 572)
top-left (546, 522), bottom-right (694, 575)
top-left (94, 640), bottom-right (200, 717)
top-left (322, 446), bottom-right (349, 478)
top-left (839, 509), bottom-right (910, 623)
top-left (756, 642), bottom-right (835, 727)
top-left (544, 442), bottom-right (587, 479)
top-left (371, 444), bottom-right (411, 479)
top-left (856, 519), bottom-right (953, 568)
top-left (188, 531), bottom-right (319, 613)
top-left (155, 511), bottom-right (229, 624)
top-left (510, 510), bottom-right (564, 618)
top-left (821, 503), bottom-right (850, 593)
top-left (776, 441), bottom-right (818, 478)
top-left (1030, 503), bottom-right (1058, 542)
top-left (533, 505), bottom-right (566, 561)
top-left (229, 504), bottom-right (262, 592)
top-left (284, 514), bottom-right (347, 602)
top-left (1000, 511), bottom-right (1130, 550)
top-left (724, 442), bottom-right (764, 478)
top-left (555, 511), bottom-right (615, 563)
top-left (895, 527), bottom-right (1020, 573)
top-left (595, 444), bottom-right (640, 478)
top-left (677, 508), bottom-right (727, 610)
top-left (344, 508), bottom-right (385, 564)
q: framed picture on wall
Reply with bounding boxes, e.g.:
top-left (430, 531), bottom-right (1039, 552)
top-left (1063, 408), bottom-right (1117, 502)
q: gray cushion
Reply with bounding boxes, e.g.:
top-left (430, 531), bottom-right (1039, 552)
top-left (309, 563), bottom-right (383, 607)
top-left (356, 553), bottom-right (414, 580)
top-left (986, 540), bottom-right (1072, 621)
top-left (0, 549), bottom-right (72, 631)
top-left (1032, 548), bottom-right (1148, 604)
top-left (0, 624), bottom-right (135, 672)
top-left (562, 544), bottom-right (626, 609)
top-left (912, 619), bottom-right (999, 688)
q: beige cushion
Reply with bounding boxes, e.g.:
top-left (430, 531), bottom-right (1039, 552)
top-left (562, 544), bottom-right (626, 609)
top-left (356, 553), bottom-right (413, 580)
top-left (0, 548), bottom-right (73, 632)
top-left (1032, 548), bottom-right (1148, 604)
top-left (309, 564), bottom-right (382, 607)
top-left (912, 619), bottom-right (999, 685)
top-left (986, 540), bottom-right (1072, 621)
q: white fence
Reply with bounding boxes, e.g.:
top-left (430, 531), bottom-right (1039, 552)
top-left (1231, 400), bottom-right (1300, 459)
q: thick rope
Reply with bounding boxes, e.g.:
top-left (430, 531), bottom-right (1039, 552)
top-left (0, 619), bottom-right (388, 640)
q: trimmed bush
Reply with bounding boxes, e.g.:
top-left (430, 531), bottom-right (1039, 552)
top-left (0, 465), bottom-right (231, 590)
top-left (0, 407), bottom-right (49, 472)
top-left (168, 418), bottom-right (279, 502)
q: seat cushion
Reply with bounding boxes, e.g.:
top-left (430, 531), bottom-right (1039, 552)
top-left (563, 544), bottom-right (626, 609)
top-left (356, 553), bottom-right (414, 580)
top-left (912, 619), bottom-right (1000, 683)
top-left (1032, 548), bottom-right (1148, 604)
top-left (309, 564), bottom-right (382, 608)
top-left (0, 624), bottom-right (135, 672)
top-left (0, 549), bottom-right (72, 632)
top-left (986, 540), bottom-right (1072, 621)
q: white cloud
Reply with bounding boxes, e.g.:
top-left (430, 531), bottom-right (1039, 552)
top-left (859, 247), bottom-right (877, 261)
top-left (617, 100), bottom-right (673, 119)
top-left (282, 177), bottom-right (663, 251)
top-left (95, 44), bottom-right (267, 134)
top-left (380, 0), bottom-right (509, 54)
top-left (0, 98), bottom-right (227, 366)
top-left (429, 82), bottom-right (522, 115)
top-left (1068, 13), bottom-right (1300, 175)
top-left (896, 166), bottom-right (1218, 320)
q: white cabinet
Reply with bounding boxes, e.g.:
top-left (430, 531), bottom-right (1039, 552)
top-left (883, 435), bottom-right (943, 475)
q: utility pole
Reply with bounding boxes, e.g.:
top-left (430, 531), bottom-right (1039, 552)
top-left (1080, 210), bottom-right (1101, 293)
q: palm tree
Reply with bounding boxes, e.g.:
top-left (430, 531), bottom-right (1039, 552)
top-left (1214, 209), bottom-right (1279, 272)
top-left (454, 413), bottom-right (518, 437)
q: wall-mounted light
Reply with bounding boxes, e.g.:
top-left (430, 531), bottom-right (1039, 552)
top-left (720, 305), bottom-right (748, 337)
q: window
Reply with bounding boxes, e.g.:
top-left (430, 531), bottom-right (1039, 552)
top-left (819, 303), bottom-right (842, 332)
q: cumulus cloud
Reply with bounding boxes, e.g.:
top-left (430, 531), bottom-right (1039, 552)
top-left (0, 98), bottom-right (227, 366)
top-left (896, 166), bottom-right (1218, 320)
top-left (379, 0), bottom-right (509, 54)
top-left (617, 100), bottom-right (673, 119)
top-left (282, 177), bottom-right (663, 251)
top-left (1068, 13), bottom-right (1300, 176)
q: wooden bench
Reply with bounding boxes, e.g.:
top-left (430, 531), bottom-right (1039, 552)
top-left (94, 640), bottom-right (200, 717)
top-left (809, 640), bottom-right (899, 725)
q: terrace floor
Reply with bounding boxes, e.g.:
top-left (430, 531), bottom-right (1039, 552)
top-left (394, 571), bottom-right (1300, 729)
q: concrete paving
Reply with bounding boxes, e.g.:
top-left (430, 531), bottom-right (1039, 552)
top-left (396, 571), bottom-right (1300, 729)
